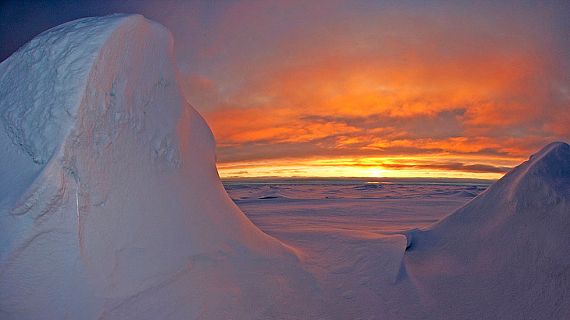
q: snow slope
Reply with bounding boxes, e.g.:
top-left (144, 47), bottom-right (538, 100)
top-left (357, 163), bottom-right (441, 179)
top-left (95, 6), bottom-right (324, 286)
top-left (0, 14), bottom-right (318, 320)
top-left (402, 142), bottom-right (570, 319)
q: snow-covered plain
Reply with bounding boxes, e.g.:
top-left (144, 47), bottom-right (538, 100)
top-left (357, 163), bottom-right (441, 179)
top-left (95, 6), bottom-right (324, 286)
top-left (226, 181), bottom-right (487, 234)
top-left (1, 14), bottom-right (569, 320)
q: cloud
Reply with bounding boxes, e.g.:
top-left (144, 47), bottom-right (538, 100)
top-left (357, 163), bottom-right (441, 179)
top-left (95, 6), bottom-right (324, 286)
top-left (2, 0), bottom-right (569, 178)
top-left (377, 162), bottom-right (511, 174)
top-left (195, 1), bottom-right (569, 177)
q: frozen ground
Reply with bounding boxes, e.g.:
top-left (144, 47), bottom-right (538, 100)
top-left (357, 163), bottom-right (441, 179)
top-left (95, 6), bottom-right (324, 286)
top-left (226, 181), bottom-right (488, 235)
top-left (223, 181), bottom-right (491, 319)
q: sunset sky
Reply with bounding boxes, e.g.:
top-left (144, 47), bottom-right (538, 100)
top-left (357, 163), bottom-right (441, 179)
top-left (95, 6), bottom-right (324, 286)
top-left (2, 1), bottom-right (569, 179)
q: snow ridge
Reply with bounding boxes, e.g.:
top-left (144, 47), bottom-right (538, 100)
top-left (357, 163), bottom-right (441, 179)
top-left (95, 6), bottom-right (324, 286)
top-left (0, 14), bottom-right (312, 320)
top-left (0, 15), bottom-right (127, 165)
top-left (402, 141), bottom-right (570, 319)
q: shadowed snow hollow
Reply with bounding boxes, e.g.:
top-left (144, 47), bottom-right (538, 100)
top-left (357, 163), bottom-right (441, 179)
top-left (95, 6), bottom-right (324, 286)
top-left (0, 14), bottom-right (318, 320)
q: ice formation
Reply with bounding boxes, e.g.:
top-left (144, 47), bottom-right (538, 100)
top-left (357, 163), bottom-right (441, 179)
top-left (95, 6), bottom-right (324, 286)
top-left (403, 142), bottom-right (570, 319)
top-left (1, 13), bottom-right (568, 320)
top-left (0, 14), bottom-right (315, 319)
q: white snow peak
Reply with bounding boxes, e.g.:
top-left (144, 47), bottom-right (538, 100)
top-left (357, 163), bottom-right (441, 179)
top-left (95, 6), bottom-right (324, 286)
top-left (0, 14), bottom-right (307, 320)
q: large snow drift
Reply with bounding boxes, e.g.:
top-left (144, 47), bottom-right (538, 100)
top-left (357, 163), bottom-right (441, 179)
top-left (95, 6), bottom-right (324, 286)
top-left (403, 142), bottom-right (570, 319)
top-left (0, 14), bottom-right (317, 320)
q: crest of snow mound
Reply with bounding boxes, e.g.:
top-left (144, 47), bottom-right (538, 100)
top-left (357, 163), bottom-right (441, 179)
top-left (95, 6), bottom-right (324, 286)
top-left (0, 16), bottom-right (129, 208)
top-left (0, 15), bottom-right (307, 320)
top-left (429, 141), bottom-right (570, 235)
top-left (403, 142), bottom-right (570, 319)
top-left (0, 15), bottom-right (127, 165)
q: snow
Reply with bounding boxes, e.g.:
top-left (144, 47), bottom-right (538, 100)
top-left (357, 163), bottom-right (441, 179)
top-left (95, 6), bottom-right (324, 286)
top-left (1, 14), bottom-right (569, 320)
top-left (226, 182), bottom-right (487, 234)
top-left (0, 14), bottom-right (311, 320)
top-left (226, 182), bottom-right (489, 319)
top-left (401, 141), bottom-right (570, 319)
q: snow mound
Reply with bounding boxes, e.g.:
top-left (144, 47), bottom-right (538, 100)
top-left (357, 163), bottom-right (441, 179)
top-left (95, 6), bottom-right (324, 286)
top-left (0, 14), bottom-right (316, 320)
top-left (403, 142), bottom-right (570, 319)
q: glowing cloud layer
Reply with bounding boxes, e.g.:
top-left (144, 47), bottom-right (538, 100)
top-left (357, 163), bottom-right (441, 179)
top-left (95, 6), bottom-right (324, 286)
top-left (2, 1), bottom-right (569, 178)
top-left (184, 2), bottom-right (569, 178)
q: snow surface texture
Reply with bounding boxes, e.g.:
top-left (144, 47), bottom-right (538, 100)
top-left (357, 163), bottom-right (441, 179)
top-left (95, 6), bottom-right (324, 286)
top-left (1, 14), bottom-right (569, 320)
top-left (227, 182), bottom-right (487, 234)
top-left (403, 141), bottom-right (570, 319)
top-left (0, 15), bottom-right (316, 320)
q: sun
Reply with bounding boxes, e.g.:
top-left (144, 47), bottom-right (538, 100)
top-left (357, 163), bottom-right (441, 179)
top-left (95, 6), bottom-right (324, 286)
top-left (367, 167), bottom-right (385, 178)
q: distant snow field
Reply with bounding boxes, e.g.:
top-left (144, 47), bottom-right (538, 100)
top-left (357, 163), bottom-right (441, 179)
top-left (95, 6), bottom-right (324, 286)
top-left (1, 14), bottom-right (569, 320)
top-left (225, 182), bottom-right (487, 235)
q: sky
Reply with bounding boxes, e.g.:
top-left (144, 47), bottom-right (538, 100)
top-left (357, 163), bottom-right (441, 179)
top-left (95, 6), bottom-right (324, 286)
top-left (2, 0), bottom-right (569, 179)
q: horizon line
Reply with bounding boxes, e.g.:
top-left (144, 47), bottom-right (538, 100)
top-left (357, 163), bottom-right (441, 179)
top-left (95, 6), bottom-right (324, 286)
top-left (220, 176), bottom-right (496, 184)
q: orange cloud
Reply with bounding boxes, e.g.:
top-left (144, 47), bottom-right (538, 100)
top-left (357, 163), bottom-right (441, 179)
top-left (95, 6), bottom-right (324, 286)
top-left (177, 2), bottom-right (569, 178)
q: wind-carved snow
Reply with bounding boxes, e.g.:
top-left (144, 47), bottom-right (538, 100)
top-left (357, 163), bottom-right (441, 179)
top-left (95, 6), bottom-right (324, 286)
top-left (0, 14), bottom-right (314, 320)
top-left (0, 14), bottom-right (568, 320)
top-left (400, 142), bottom-right (570, 319)
top-left (0, 16), bottom-right (124, 166)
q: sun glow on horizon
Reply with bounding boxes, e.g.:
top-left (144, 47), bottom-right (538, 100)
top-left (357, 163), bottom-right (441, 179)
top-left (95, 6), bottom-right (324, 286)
top-left (367, 168), bottom-right (385, 178)
top-left (183, 2), bottom-right (569, 181)
top-left (216, 154), bottom-right (522, 180)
